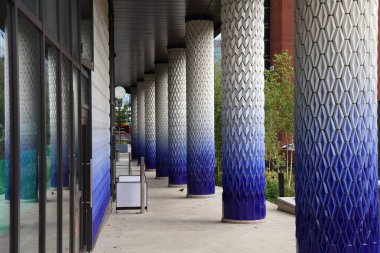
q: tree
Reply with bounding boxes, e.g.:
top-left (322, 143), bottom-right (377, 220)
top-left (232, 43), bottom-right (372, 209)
top-left (264, 51), bottom-right (294, 172)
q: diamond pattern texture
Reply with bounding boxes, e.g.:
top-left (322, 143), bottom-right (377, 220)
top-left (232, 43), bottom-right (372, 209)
top-left (295, 1), bottom-right (379, 252)
top-left (48, 48), bottom-right (59, 188)
top-left (131, 87), bottom-right (139, 160)
top-left (221, 0), bottom-right (266, 221)
top-left (145, 74), bottom-right (156, 170)
top-left (168, 48), bottom-right (187, 185)
top-left (18, 16), bottom-right (40, 200)
top-left (155, 64), bottom-right (169, 177)
top-left (186, 20), bottom-right (215, 195)
top-left (137, 81), bottom-right (146, 160)
top-left (61, 57), bottom-right (71, 188)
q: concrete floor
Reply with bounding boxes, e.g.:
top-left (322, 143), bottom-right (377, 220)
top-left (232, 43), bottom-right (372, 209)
top-left (94, 163), bottom-right (296, 253)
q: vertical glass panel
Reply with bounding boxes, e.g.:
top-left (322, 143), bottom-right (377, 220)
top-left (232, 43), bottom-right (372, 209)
top-left (18, 14), bottom-right (40, 252)
top-left (61, 57), bottom-right (71, 252)
top-left (81, 74), bottom-right (88, 106)
top-left (81, 0), bottom-right (93, 62)
top-left (45, 43), bottom-right (58, 253)
top-left (21, 0), bottom-right (40, 17)
top-left (0, 0), bottom-right (9, 251)
top-left (71, 0), bottom-right (79, 61)
top-left (59, 0), bottom-right (70, 52)
top-left (44, 0), bottom-right (58, 39)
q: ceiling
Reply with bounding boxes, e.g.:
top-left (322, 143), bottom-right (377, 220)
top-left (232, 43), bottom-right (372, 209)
top-left (113, 0), bottom-right (221, 88)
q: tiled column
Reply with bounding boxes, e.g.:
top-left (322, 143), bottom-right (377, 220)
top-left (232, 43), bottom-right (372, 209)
top-left (295, 1), bottom-right (379, 252)
top-left (186, 20), bottom-right (215, 197)
top-left (131, 86), bottom-right (139, 160)
top-left (168, 48), bottom-right (187, 187)
top-left (137, 81), bottom-right (145, 161)
top-left (144, 74), bottom-right (156, 171)
top-left (221, 0), bottom-right (266, 222)
top-left (155, 64), bottom-right (169, 178)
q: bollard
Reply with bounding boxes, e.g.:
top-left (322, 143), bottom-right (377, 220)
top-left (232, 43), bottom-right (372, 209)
top-left (278, 172), bottom-right (285, 198)
top-left (140, 157), bottom-right (145, 213)
top-left (129, 152), bottom-right (132, 175)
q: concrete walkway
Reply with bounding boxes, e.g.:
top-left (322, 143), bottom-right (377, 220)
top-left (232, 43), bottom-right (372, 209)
top-left (94, 164), bottom-right (296, 253)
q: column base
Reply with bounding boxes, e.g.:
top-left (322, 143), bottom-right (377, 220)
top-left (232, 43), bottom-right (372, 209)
top-left (168, 184), bottom-right (187, 188)
top-left (221, 217), bottom-right (266, 224)
top-left (187, 193), bottom-right (216, 199)
top-left (146, 169), bottom-right (156, 172)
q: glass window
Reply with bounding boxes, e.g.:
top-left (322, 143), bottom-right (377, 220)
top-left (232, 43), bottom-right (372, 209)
top-left (0, 0), bottom-right (9, 251)
top-left (18, 14), bottom-right (41, 252)
top-left (61, 57), bottom-right (71, 252)
top-left (81, 0), bottom-right (93, 62)
top-left (81, 73), bottom-right (89, 106)
top-left (21, 0), bottom-right (40, 17)
top-left (59, 0), bottom-right (70, 52)
top-left (45, 42), bottom-right (59, 253)
top-left (44, 0), bottom-right (58, 39)
top-left (71, 0), bottom-right (79, 61)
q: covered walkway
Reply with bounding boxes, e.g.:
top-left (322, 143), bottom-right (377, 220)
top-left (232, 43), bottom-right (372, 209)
top-left (94, 162), bottom-right (295, 253)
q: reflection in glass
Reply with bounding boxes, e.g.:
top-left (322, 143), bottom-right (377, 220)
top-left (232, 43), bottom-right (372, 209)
top-left (81, 0), bottom-right (93, 61)
top-left (18, 14), bottom-right (40, 252)
top-left (0, 0), bottom-right (9, 251)
top-left (45, 43), bottom-right (58, 253)
top-left (44, 0), bottom-right (58, 39)
top-left (61, 57), bottom-right (71, 252)
top-left (21, 0), bottom-right (39, 17)
top-left (60, 0), bottom-right (70, 52)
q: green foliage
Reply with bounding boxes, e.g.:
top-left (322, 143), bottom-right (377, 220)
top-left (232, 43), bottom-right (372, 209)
top-left (115, 99), bottom-right (129, 127)
top-left (214, 63), bottom-right (222, 177)
top-left (265, 171), bottom-right (278, 203)
top-left (264, 51), bottom-right (294, 169)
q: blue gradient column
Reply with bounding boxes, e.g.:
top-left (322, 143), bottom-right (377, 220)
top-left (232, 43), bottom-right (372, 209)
top-left (144, 74), bottom-right (156, 171)
top-left (168, 48), bottom-right (187, 187)
top-left (131, 86), bottom-right (139, 160)
top-left (155, 64), bottom-right (169, 178)
top-left (295, 1), bottom-right (379, 252)
top-left (221, 0), bottom-right (266, 222)
top-left (137, 81), bottom-right (145, 160)
top-left (186, 20), bottom-right (215, 197)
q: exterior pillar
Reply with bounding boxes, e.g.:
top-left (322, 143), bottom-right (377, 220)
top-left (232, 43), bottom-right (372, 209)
top-left (295, 1), bottom-right (379, 252)
top-left (186, 20), bottom-right (215, 197)
top-left (155, 64), bottom-right (169, 178)
top-left (144, 74), bottom-right (156, 171)
top-left (168, 48), bottom-right (187, 187)
top-left (221, 0), bottom-right (266, 222)
top-left (137, 81), bottom-right (145, 160)
top-left (131, 86), bottom-right (139, 160)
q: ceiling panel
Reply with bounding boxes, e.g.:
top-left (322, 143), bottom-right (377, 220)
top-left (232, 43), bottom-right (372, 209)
top-left (113, 0), bottom-right (221, 88)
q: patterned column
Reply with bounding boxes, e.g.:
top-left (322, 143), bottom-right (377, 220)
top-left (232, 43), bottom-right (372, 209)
top-left (168, 48), bottom-right (187, 187)
top-left (221, 0), bottom-right (266, 222)
top-left (155, 64), bottom-right (169, 178)
top-left (131, 86), bottom-right (139, 160)
top-left (144, 74), bottom-right (156, 171)
top-left (295, 1), bottom-right (379, 252)
top-left (186, 20), bottom-right (215, 197)
top-left (137, 81), bottom-right (145, 160)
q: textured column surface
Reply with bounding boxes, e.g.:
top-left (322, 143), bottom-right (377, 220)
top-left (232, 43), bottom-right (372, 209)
top-left (145, 74), bottom-right (156, 170)
top-left (221, 0), bottom-right (266, 221)
top-left (168, 48), bottom-right (187, 186)
top-left (137, 81), bottom-right (146, 160)
top-left (295, 1), bottom-right (379, 252)
top-left (155, 64), bottom-right (169, 177)
top-left (186, 20), bottom-right (215, 196)
top-left (131, 87), bottom-right (139, 160)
